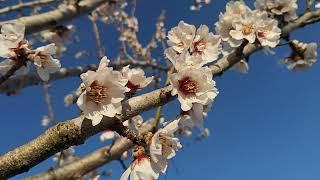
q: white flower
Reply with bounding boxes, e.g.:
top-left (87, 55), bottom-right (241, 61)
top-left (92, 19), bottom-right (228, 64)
top-left (190, 24), bottom-right (221, 63)
top-left (40, 25), bottom-right (74, 56)
top-left (167, 21), bottom-right (195, 54)
top-left (255, 11), bottom-right (281, 48)
top-left (150, 119), bottom-right (182, 174)
top-left (166, 23), bottom-right (221, 69)
top-left (229, 10), bottom-right (257, 44)
top-left (121, 156), bottom-right (159, 180)
top-left (316, 2), bottom-right (320, 9)
top-left (30, 43), bottom-right (61, 81)
top-left (232, 59), bottom-right (249, 74)
top-left (123, 115), bottom-right (144, 133)
top-left (215, 0), bottom-right (250, 48)
top-left (169, 66), bottom-right (218, 111)
top-left (77, 56), bottom-right (130, 126)
top-left (0, 23), bottom-right (26, 59)
top-left (255, 0), bottom-right (298, 22)
top-left (122, 66), bottom-right (153, 94)
top-left (178, 102), bottom-right (212, 136)
top-left (283, 40), bottom-right (318, 71)
top-left (100, 130), bottom-right (119, 142)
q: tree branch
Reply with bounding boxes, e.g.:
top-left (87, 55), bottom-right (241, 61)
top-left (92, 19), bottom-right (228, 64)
top-left (0, 8), bottom-right (319, 179)
top-left (28, 124), bottom-right (153, 180)
top-left (0, 60), bottom-right (168, 95)
top-left (0, 0), bottom-right (111, 35)
top-left (0, 0), bottom-right (58, 15)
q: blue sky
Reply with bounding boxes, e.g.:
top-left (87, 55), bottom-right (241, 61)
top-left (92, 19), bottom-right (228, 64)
top-left (0, 0), bottom-right (320, 179)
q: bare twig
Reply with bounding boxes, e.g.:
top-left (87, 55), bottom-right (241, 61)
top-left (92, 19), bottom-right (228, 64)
top-left (0, 60), bottom-right (168, 95)
top-left (89, 13), bottom-right (105, 58)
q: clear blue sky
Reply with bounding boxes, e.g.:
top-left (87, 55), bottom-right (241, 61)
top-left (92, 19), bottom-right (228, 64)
top-left (0, 0), bottom-right (320, 179)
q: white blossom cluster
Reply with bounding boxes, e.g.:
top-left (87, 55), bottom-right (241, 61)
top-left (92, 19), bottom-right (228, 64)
top-left (283, 40), bottom-right (318, 71)
top-left (0, 23), bottom-right (61, 81)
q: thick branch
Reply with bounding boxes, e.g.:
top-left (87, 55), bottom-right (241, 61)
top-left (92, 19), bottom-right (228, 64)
top-left (28, 138), bottom-right (132, 180)
top-left (0, 0), bottom-right (58, 15)
top-left (0, 60), bottom-right (168, 95)
top-left (0, 0), bottom-right (110, 34)
top-left (28, 124), bottom-right (153, 180)
top-left (0, 8), bottom-right (319, 179)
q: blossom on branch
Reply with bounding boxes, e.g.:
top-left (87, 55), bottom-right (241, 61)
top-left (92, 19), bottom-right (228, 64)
top-left (121, 66), bottom-right (153, 94)
top-left (150, 119), bottom-right (182, 174)
top-left (169, 66), bottom-right (218, 111)
top-left (283, 40), bottom-right (318, 71)
top-left (0, 23), bottom-right (30, 75)
top-left (77, 56), bottom-right (130, 126)
top-left (0, 23), bottom-right (27, 57)
top-left (121, 146), bottom-right (159, 180)
top-left (29, 44), bottom-right (61, 81)
top-left (255, 0), bottom-right (298, 22)
top-left (166, 21), bottom-right (221, 67)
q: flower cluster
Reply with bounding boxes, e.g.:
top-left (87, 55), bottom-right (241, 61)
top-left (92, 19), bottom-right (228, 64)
top-left (77, 57), bottom-right (153, 126)
top-left (121, 119), bottom-right (182, 180)
top-left (0, 23), bottom-right (61, 81)
top-left (255, 0), bottom-right (298, 22)
top-left (165, 21), bottom-right (220, 112)
top-left (215, 1), bottom-right (281, 52)
top-left (283, 40), bottom-right (318, 71)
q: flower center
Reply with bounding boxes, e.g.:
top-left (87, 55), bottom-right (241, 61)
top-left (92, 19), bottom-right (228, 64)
top-left (126, 81), bottom-right (140, 94)
top-left (87, 81), bottom-right (108, 104)
top-left (193, 39), bottom-right (206, 54)
top-left (35, 52), bottom-right (49, 64)
top-left (241, 23), bottom-right (254, 35)
top-left (178, 76), bottom-right (198, 96)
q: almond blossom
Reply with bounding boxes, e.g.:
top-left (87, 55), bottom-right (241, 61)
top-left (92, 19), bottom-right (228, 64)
top-left (121, 146), bottom-right (159, 180)
top-left (123, 115), bottom-right (144, 133)
top-left (167, 21), bottom-right (195, 54)
top-left (255, 11), bottom-right (281, 48)
top-left (255, 0), bottom-right (298, 22)
top-left (121, 66), bottom-right (153, 94)
top-left (215, 0), bottom-right (250, 48)
top-left (283, 40), bottom-right (318, 71)
top-left (190, 24), bottom-right (221, 62)
top-left (229, 10), bottom-right (257, 44)
top-left (150, 119), bottom-right (182, 174)
top-left (0, 23), bottom-right (30, 75)
top-left (166, 21), bottom-right (221, 66)
top-left (0, 22), bottom-right (26, 59)
top-left (232, 59), bottom-right (249, 74)
top-left (169, 66), bottom-right (218, 111)
top-left (29, 43), bottom-right (61, 81)
top-left (77, 56), bottom-right (130, 126)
